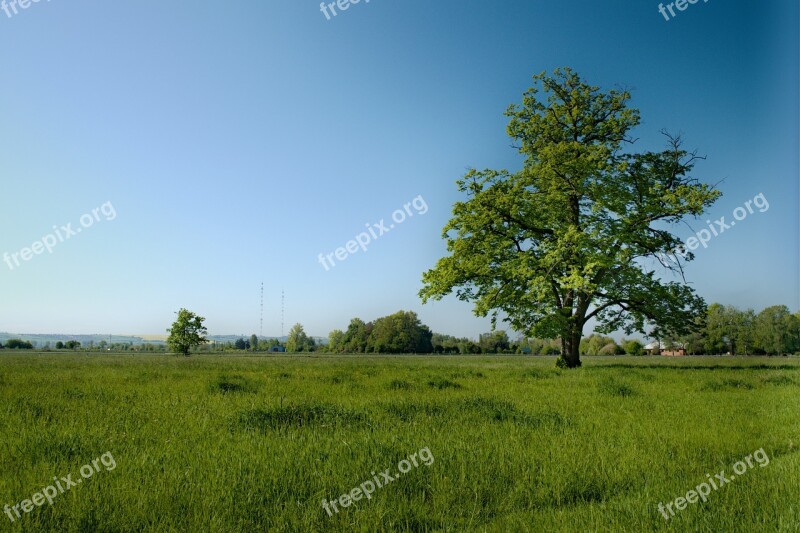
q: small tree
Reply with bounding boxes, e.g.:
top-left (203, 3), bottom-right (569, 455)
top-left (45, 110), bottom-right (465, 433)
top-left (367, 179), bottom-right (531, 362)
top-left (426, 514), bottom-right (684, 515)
top-left (623, 339), bottom-right (644, 356)
top-left (166, 308), bottom-right (208, 357)
top-left (249, 334), bottom-right (259, 352)
top-left (286, 323), bottom-right (313, 352)
top-left (327, 329), bottom-right (345, 353)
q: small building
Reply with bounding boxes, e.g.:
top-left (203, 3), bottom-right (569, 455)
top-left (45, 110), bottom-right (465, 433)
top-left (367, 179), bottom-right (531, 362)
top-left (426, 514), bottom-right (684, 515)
top-left (269, 345), bottom-right (286, 353)
top-left (644, 341), bottom-right (687, 356)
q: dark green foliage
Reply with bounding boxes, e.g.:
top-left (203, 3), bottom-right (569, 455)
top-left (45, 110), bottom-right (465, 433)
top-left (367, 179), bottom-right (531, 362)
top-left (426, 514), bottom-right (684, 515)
top-left (5, 338), bottom-right (34, 349)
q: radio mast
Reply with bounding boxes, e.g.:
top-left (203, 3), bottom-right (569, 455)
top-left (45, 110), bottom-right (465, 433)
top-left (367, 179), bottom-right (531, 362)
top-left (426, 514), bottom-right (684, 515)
top-left (260, 282), bottom-right (264, 337)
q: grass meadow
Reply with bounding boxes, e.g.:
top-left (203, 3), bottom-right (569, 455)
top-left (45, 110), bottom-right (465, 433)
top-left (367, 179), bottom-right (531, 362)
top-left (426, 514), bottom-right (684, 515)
top-left (0, 353), bottom-right (798, 532)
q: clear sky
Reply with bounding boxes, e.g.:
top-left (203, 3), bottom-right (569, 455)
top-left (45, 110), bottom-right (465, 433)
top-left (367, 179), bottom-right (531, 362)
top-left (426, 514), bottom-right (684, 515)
top-left (0, 0), bottom-right (797, 339)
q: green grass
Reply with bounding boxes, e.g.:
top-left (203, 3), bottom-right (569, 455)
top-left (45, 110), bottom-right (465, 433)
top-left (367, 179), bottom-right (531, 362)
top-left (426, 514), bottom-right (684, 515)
top-left (0, 353), bottom-right (798, 532)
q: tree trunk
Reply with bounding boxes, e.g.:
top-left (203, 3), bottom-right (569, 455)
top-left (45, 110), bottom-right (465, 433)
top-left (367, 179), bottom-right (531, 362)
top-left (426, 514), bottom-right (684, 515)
top-left (560, 328), bottom-right (582, 368)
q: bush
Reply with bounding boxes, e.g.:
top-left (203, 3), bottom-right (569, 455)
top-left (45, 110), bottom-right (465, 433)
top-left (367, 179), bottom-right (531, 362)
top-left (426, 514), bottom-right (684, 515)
top-left (623, 340), bottom-right (644, 356)
top-left (555, 356), bottom-right (566, 369)
top-left (599, 343), bottom-right (619, 355)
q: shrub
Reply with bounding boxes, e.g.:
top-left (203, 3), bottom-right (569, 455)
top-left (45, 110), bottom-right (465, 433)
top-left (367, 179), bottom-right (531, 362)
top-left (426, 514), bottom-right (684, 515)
top-left (622, 340), bottom-right (644, 356)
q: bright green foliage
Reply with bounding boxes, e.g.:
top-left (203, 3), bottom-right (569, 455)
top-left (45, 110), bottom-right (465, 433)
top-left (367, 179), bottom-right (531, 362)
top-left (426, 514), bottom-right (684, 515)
top-left (367, 311), bottom-right (433, 354)
top-left (478, 331), bottom-right (511, 353)
top-left (327, 329), bottom-right (345, 352)
top-left (420, 68), bottom-right (721, 367)
top-left (343, 318), bottom-right (370, 353)
top-left (754, 305), bottom-right (800, 355)
top-left (331, 312), bottom-right (433, 354)
top-left (622, 339), bottom-right (644, 356)
top-left (166, 308), bottom-right (208, 357)
top-left (286, 323), bottom-right (315, 352)
top-left (580, 334), bottom-right (619, 356)
top-left (704, 303), bottom-right (754, 354)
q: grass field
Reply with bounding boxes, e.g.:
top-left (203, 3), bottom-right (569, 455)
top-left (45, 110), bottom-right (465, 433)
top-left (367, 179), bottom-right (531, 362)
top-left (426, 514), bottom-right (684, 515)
top-left (0, 353), bottom-right (798, 532)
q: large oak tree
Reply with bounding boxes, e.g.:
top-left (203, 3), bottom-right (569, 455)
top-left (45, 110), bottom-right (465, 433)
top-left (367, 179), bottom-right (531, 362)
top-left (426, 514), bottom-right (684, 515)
top-left (420, 68), bottom-right (721, 368)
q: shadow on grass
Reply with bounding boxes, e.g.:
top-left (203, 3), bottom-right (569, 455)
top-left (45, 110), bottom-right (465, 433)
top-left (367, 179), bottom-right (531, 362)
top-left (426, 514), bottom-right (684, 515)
top-left (700, 379), bottom-right (755, 391)
top-left (592, 363), bottom-right (800, 371)
top-left (427, 378), bottom-right (463, 390)
top-left (237, 404), bottom-right (368, 432)
top-left (383, 397), bottom-right (570, 429)
top-left (211, 374), bottom-right (261, 394)
top-left (597, 379), bottom-right (636, 397)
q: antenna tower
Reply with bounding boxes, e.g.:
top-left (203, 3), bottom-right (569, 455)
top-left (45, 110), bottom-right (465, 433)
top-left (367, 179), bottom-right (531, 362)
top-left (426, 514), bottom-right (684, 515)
top-left (260, 282), bottom-right (264, 337)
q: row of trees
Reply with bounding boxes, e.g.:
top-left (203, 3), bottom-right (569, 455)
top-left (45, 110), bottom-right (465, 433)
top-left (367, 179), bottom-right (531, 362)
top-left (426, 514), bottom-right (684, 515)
top-left (6, 300), bottom-right (799, 358)
top-left (660, 304), bottom-right (800, 355)
top-left (518, 304), bottom-right (800, 356)
top-left (159, 302), bottom-right (800, 357)
top-left (322, 302), bottom-right (798, 356)
top-left (1, 338), bottom-right (169, 351)
top-left (230, 335), bottom-right (287, 352)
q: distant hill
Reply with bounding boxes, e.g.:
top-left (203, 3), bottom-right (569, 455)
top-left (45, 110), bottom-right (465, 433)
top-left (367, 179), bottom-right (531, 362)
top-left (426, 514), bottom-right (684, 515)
top-left (0, 332), bottom-right (163, 346)
top-left (0, 333), bottom-right (328, 346)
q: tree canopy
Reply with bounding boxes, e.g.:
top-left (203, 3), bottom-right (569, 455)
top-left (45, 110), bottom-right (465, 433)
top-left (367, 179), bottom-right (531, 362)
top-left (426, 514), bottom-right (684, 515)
top-left (420, 68), bottom-right (721, 367)
top-left (286, 323), bottom-right (315, 352)
top-left (328, 311), bottom-right (433, 354)
top-left (166, 308), bottom-right (208, 357)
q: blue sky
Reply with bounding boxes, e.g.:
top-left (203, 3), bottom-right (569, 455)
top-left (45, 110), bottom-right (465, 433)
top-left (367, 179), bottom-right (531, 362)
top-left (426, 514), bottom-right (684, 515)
top-left (0, 0), bottom-right (797, 339)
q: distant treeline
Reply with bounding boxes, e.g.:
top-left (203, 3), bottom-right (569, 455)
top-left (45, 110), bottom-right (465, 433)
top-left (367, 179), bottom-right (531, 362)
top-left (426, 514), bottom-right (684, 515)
top-left (2, 303), bottom-right (797, 356)
top-left (322, 303), bottom-right (800, 356)
top-left (666, 303), bottom-right (800, 355)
